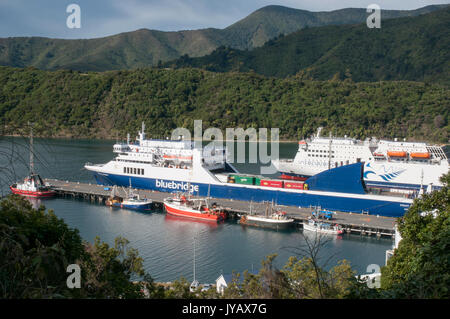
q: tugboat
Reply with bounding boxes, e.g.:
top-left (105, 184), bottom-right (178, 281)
top-left (106, 185), bottom-right (152, 211)
top-left (10, 125), bottom-right (56, 198)
top-left (163, 192), bottom-right (227, 222)
top-left (302, 217), bottom-right (343, 235)
top-left (239, 201), bottom-right (295, 230)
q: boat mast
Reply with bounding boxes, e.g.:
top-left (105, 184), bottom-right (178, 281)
top-left (193, 236), bottom-right (196, 283)
top-left (29, 122), bottom-right (34, 175)
top-left (328, 131), bottom-right (332, 170)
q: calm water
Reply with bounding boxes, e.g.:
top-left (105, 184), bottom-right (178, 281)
top-left (0, 137), bottom-right (393, 283)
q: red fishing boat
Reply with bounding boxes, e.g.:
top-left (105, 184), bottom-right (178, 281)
top-left (10, 174), bottom-right (56, 198)
top-left (163, 193), bottom-right (227, 222)
top-left (9, 124), bottom-right (56, 198)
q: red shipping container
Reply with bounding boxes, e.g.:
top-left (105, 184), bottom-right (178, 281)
top-left (284, 181), bottom-right (304, 190)
top-left (260, 179), bottom-right (284, 188)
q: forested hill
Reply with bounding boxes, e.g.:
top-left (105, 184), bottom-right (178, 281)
top-left (0, 66), bottom-right (448, 142)
top-left (164, 7), bottom-right (450, 84)
top-left (0, 4), bottom-right (447, 71)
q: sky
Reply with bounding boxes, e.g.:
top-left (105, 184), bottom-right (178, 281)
top-left (0, 0), bottom-right (448, 39)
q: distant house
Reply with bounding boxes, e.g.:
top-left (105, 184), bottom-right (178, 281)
top-left (215, 270), bottom-right (258, 295)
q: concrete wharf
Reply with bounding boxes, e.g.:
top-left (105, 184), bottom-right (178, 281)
top-left (46, 179), bottom-right (397, 238)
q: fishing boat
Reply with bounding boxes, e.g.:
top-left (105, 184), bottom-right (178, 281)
top-left (10, 125), bottom-right (56, 198)
top-left (302, 218), bottom-right (343, 235)
top-left (239, 202), bottom-right (295, 230)
top-left (163, 193), bottom-right (227, 222)
top-left (106, 185), bottom-right (152, 211)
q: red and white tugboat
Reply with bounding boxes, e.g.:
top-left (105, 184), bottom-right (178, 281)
top-left (9, 125), bottom-right (56, 198)
top-left (10, 174), bottom-right (56, 198)
top-left (163, 193), bottom-right (227, 222)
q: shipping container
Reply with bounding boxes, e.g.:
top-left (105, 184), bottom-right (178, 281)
top-left (284, 181), bottom-right (304, 190)
top-left (259, 179), bottom-right (284, 188)
top-left (235, 175), bottom-right (255, 185)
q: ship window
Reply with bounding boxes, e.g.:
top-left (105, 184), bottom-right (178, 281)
top-left (141, 169), bottom-right (144, 175)
top-left (123, 167), bottom-right (126, 174)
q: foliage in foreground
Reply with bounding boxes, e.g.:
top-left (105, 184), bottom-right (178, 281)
top-left (1, 171), bottom-right (449, 299)
top-left (0, 195), bottom-right (160, 298)
top-left (379, 173), bottom-right (450, 298)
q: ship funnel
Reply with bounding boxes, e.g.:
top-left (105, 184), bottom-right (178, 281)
top-left (316, 127), bottom-right (323, 138)
top-left (139, 121), bottom-right (146, 141)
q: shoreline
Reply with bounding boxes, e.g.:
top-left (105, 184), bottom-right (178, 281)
top-left (1, 133), bottom-right (447, 146)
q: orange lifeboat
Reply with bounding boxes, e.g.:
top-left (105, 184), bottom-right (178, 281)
top-left (387, 151), bottom-right (407, 157)
top-left (410, 152), bottom-right (430, 159)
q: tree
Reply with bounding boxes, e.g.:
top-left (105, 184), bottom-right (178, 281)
top-left (0, 195), bottom-right (157, 298)
top-left (380, 172), bottom-right (450, 298)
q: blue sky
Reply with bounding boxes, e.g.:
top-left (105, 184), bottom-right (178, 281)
top-left (0, 0), bottom-right (448, 39)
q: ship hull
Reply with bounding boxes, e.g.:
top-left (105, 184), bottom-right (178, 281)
top-left (240, 216), bottom-right (295, 230)
top-left (275, 159), bottom-right (448, 191)
top-left (88, 171), bottom-right (412, 218)
top-left (109, 202), bottom-right (152, 211)
top-left (303, 223), bottom-right (343, 235)
top-left (10, 186), bottom-right (56, 198)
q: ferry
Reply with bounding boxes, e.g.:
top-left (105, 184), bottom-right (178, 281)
top-left (85, 123), bottom-right (414, 218)
top-left (272, 127), bottom-right (448, 192)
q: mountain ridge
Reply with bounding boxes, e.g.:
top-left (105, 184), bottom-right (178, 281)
top-left (164, 7), bottom-right (450, 83)
top-left (0, 4), bottom-right (448, 71)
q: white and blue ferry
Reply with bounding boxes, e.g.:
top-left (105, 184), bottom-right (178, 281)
top-left (85, 123), bottom-right (414, 218)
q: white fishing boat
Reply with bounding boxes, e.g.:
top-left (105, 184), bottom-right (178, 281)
top-left (239, 202), bottom-right (295, 230)
top-left (303, 218), bottom-right (343, 235)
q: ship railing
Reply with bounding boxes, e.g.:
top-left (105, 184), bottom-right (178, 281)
top-left (85, 162), bottom-right (104, 167)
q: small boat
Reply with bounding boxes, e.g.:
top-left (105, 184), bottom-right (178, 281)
top-left (106, 185), bottom-right (152, 211)
top-left (239, 201), bottom-right (295, 230)
top-left (163, 193), bottom-right (227, 222)
top-left (10, 173), bottom-right (56, 198)
top-left (10, 124), bottom-right (56, 198)
top-left (303, 218), bottom-right (343, 235)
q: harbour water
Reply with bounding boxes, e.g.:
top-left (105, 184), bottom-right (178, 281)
top-left (0, 137), bottom-right (393, 283)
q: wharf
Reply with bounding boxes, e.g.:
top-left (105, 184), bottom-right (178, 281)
top-left (45, 179), bottom-right (397, 238)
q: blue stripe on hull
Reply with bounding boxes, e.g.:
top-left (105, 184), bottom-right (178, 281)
top-left (111, 202), bottom-right (152, 210)
top-left (92, 173), bottom-right (410, 218)
top-left (365, 180), bottom-right (442, 191)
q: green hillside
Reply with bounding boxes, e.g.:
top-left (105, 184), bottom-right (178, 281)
top-left (0, 5), bottom-right (447, 71)
top-left (0, 66), bottom-right (448, 142)
top-left (165, 7), bottom-right (450, 83)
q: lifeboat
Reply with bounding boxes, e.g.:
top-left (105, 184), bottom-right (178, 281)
top-left (410, 152), bottom-right (430, 159)
top-left (387, 151), bottom-right (407, 157)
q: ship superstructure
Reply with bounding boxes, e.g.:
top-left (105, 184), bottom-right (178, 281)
top-left (85, 123), bottom-right (415, 218)
top-left (272, 128), bottom-right (448, 191)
